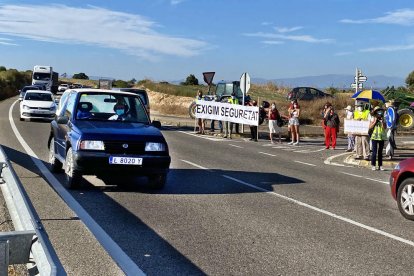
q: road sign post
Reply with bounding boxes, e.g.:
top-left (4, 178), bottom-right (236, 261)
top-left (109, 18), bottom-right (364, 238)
top-left (240, 72), bottom-right (251, 134)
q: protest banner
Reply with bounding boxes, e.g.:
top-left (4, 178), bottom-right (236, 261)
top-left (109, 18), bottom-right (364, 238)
top-left (195, 100), bottom-right (259, 126)
top-left (344, 119), bottom-right (370, 135)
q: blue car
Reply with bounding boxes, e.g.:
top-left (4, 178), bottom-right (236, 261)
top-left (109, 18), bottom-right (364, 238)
top-left (48, 89), bottom-right (170, 189)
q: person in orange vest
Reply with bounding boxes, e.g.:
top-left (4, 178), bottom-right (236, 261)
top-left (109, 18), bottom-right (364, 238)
top-left (353, 102), bottom-right (371, 160)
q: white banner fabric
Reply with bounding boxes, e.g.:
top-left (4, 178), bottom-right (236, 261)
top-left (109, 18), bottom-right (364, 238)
top-left (195, 100), bottom-right (259, 126)
top-left (344, 119), bottom-right (370, 135)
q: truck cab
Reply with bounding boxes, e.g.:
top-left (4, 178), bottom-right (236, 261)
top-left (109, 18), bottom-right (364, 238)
top-left (214, 81), bottom-right (244, 103)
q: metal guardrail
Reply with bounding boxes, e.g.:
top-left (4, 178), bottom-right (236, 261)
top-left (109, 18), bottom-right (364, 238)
top-left (0, 145), bottom-right (66, 275)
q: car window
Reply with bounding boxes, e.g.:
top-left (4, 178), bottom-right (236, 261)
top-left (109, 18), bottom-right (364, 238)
top-left (64, 93), bottom-right (77, 118)
top-left (75, 92), bottom-right (149, 123)
top-left (24, 92), bottom-right (53, 101)
top-left (297, 88), bottom-right (307, 99)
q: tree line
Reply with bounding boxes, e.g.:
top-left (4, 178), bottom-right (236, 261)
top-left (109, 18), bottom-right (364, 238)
top-left (0, 66), bottom-right (32, 100)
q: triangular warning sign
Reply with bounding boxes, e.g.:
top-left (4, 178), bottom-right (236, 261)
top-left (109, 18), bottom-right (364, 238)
top-left (202, 72), bottom-right (215, 85)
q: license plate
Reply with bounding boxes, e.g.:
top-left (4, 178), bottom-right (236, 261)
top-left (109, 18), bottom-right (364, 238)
top-left (109, 157), bottom-right (142, 165)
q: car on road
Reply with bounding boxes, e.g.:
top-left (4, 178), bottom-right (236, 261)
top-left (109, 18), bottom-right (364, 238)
top-left (58, 83), bottom-right (69, 92)
top-left (390, 157), bottom-right (414, 220)
top-left (48, 89), bottom-right (170, 189)
top-left (18, 85), bottom-right (46, 101)
top-left (112, 88), bottom-right (150, 116)
top-left (287, 87), bottom-right (333, 101)
top-left (19, 90), bottom-right (56, 121)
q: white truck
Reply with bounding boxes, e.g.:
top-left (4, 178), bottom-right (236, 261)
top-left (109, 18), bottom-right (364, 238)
top-left (32, 65), bottom-right (59, 94)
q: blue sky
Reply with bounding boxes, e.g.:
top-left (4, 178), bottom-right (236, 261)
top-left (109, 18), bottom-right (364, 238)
top-left (0, 0), bottom-right (414, 83)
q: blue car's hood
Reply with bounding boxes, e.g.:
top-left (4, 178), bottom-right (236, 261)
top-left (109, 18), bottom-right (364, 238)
top-left (74, 120), bottom-right (165, 142)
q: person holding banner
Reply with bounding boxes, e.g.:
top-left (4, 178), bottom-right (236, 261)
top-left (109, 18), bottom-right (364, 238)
top-left (344, 105), bottom-right (355, 152)
top-left (196, 90), bottom-right (205, 134)
top-left (248, 100), bottom-right (258, 141)
top-left (353, 102), bottom-right (370, 160)
top-left (223, 92), bottom-right (239, 139)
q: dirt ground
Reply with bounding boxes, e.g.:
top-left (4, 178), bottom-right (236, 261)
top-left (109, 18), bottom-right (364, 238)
top-left (146, 89), bottom-right (193, 117)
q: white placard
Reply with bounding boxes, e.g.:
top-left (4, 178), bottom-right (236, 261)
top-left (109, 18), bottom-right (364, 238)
top-left (344, 119), bottom-right (370, 135)
top-left (195, 100), bottom-right (259, 126)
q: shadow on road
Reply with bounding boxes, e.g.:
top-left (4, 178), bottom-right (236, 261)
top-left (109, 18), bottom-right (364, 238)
top-left (2, 145), bottom-right (304, 275)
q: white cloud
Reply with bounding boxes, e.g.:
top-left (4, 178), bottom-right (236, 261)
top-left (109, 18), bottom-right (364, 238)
top-left (340, 8), bottom-right (414, 26)
top-left (0, 37), bottom-right (18, 45)
top-left (0, 4), bottom-right (207, 59)
top-left (274, 26), bottom-right (303, 33)
top-left (244, 32), bottom-right (334, 43)
top-left (360, 44), bottom-right (414, 52)
top-left (334, 52), bottom-right (352, 56)
top-left (171, 0), bottom-right (186, 5)
top-left (261, 40), bottom-right (284, 45)
top-left (261, 22), bottom-right (273, 26)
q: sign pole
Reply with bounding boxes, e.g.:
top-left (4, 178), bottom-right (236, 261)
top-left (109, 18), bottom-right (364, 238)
top-left (257, 97), bottom-right (260, 141)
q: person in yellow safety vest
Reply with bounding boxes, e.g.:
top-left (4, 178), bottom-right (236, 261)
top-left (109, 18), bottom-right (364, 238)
top-left (196, 90), bottom-right (205, 134)
top-left (353, 102), bottom-right (371, 160)
top-left (369, 106), bottom-right (387, 170)
top-left (223, 92), bottom-right (239, 139)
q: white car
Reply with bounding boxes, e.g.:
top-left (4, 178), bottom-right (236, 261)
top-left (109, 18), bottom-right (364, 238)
top-left (20, 90), bottom-right (57, 121)
top-left (58, 83), bottom-right (69, 92)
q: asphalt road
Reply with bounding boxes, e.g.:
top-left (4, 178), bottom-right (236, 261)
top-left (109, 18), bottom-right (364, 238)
top-left (1, 96), bottom-right (414, 275)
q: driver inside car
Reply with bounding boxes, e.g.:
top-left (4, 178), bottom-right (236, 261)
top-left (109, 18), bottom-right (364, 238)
top-left (108, 101), bottom-right (130, 121)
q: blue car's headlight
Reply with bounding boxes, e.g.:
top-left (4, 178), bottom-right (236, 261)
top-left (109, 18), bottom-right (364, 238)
top-left (79, 140), bottom-right (105, 150)
top-left (145, 142), bottom-right (166, 152)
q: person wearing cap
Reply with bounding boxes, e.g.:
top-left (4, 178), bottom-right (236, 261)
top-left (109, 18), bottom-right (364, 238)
top-left (369, 106), bottom-right (387, 170)
top-left (354, 101), bottom-right (371, 160)
top-left (344, 105), bottom-right (355, 152)
top-left (323, 105), bottom-right (340, 149)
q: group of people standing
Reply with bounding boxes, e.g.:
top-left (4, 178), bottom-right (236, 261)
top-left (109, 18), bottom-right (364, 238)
top-left (266, 100), bottom-right (300, 144)
top-left (339, 100), bottom-right (397, 171)
top-left (195, 90), bottom-right (398, 171)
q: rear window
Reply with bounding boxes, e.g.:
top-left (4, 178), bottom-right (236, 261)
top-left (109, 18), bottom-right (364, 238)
top-left (115, 89), bottom-right (148, 105)
top-left (24, 92), bottom-right (52, 101)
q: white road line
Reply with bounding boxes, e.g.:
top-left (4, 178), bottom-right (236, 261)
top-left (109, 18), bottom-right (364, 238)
top-left (258, 152), bottom-right (277, 157)
top-left (294, 161), bottom-right (317, 167)
top-left (340, 172), bottom-right (388, 185)
top-left (183, 159), bottom-right (414, 248)
top-left (324, 152), bottom-right (353, 167)
top-left (8, 101), bottom-right (145, 276)
top-left (229, 144), bottom-right (243, 149)
top-left (294, 148), bottom-right (326, 153)
top-left (178, 130), bottom-right (223, 141)
top-left (181, 160), bottom-right (213, 172)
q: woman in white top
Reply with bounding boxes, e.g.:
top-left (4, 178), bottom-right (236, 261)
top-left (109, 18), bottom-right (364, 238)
top-left (288, 101), bottom-right (300, 145)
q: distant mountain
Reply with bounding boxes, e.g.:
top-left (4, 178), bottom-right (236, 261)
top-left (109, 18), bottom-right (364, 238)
top-left (252, 74), bottom-right (405, 89)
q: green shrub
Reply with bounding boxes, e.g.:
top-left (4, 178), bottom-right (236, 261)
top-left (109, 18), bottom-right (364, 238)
top-left (0, 68), bottom-right (31, 100)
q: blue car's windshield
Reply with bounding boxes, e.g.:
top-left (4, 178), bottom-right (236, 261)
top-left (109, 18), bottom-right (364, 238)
top-left (75, 92), bottom-right (149, 124)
